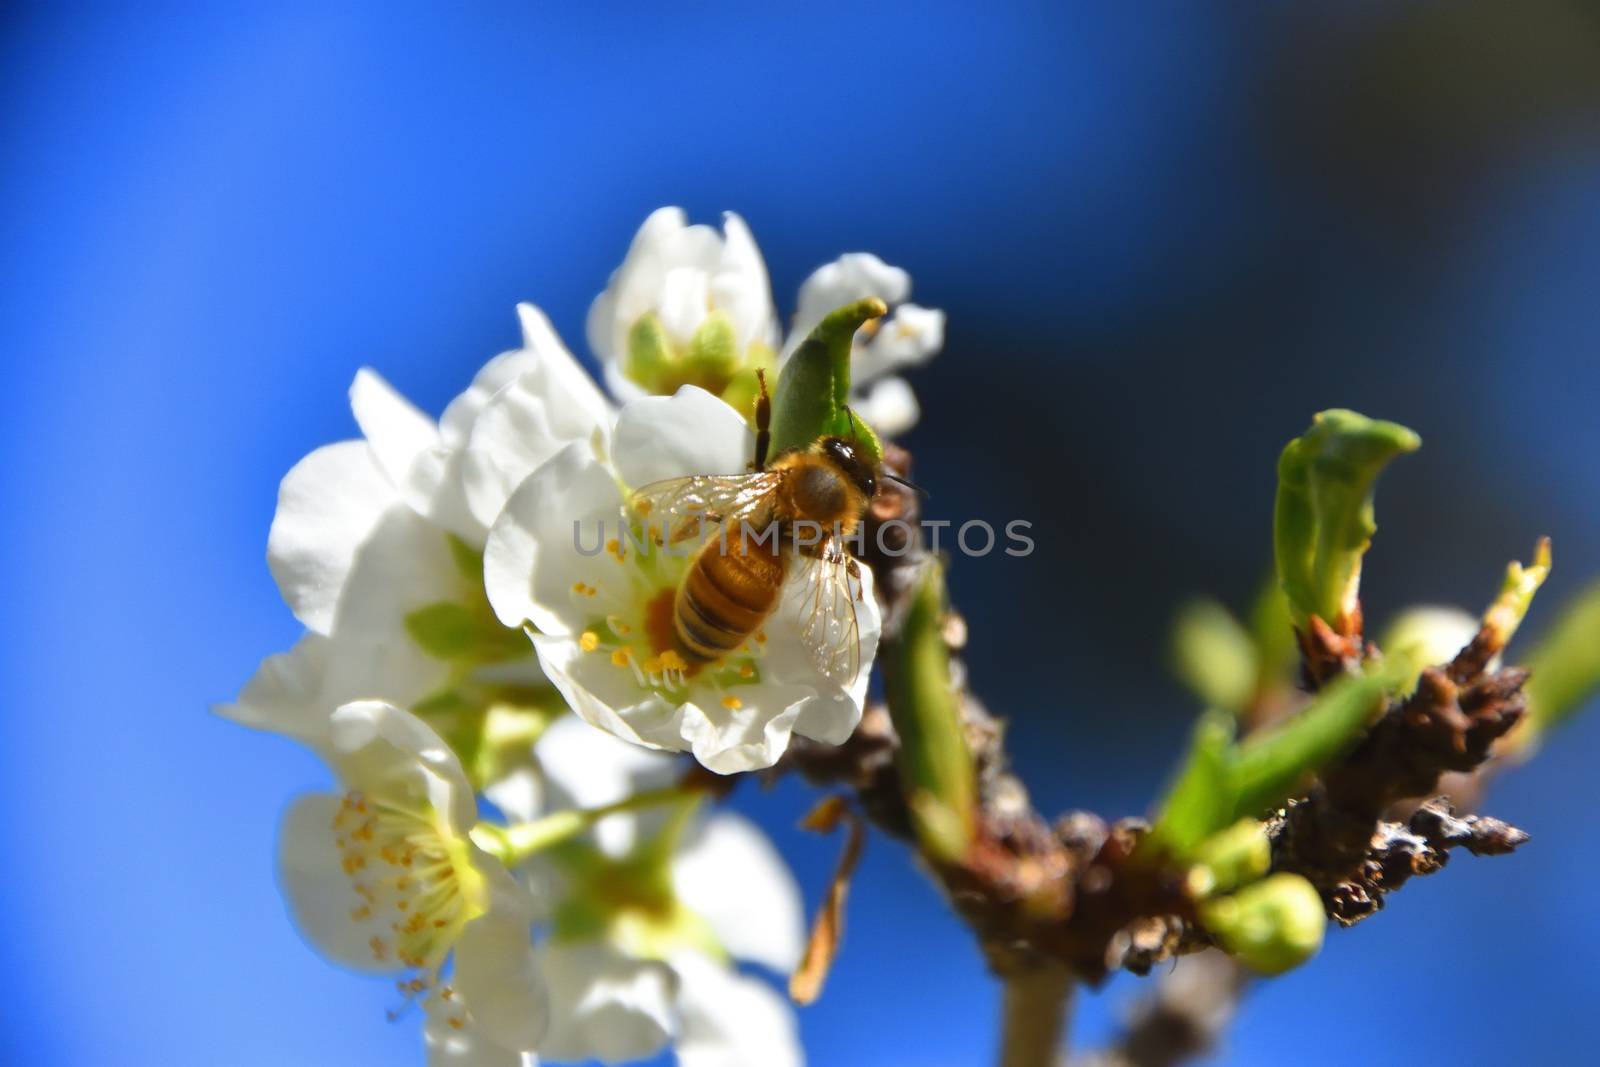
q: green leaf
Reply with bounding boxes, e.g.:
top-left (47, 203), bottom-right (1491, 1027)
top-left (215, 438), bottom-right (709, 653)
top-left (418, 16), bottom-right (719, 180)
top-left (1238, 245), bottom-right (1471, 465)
top-left (1229, 668), bottom-right (1393, 819)
top-left (1521, 576), bottom-right (1600, 743)
top-left (1198, 872), bottom-right (1325, 975)
top-left (1274, 410), bottom-right (1420, 633)
top-left (882, 562), bottom-right (975, 864)
top-left (1482, 537), bottom-right (1552, 651)
top-left (1148, 669), bottom-right (1395, 860)
top-left (1248, 577), bottom-right (1298, 689)
top-left (769, 298), bottom-right (886, 462)
top-left (1145, 710), bottom-right (1237, 858)
top-left (1171, 599), bottom-right (1258, 715)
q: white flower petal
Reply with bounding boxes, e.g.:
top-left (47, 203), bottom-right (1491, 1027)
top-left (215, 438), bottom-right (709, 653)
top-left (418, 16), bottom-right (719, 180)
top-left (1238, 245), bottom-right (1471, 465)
top-left (755, 561), bottom-right (880, 746)
top-left (787, 252), bottom-right (911, 358)
top-left (217, 634), bottom-right (338, 752)
top-left (675, 689), bottom-right (811, 775)
top-left (328, 503), bottom-right (466, 646)
top-left (611, 387), bottom-right (752, 490)
top-left (588, 206), bottom-right (690, 365)
top-left (350, 367), bottom-right (441, 489)
top-left (658, 267), bottom-right (712, 346)
top-left (851, 376), bottom-right (920, 438)
top-left (671, 953), bottom-right (803, 1067)
top-left (529, 633), bottom-right (686, 756)
top-left (483, 764), bottom-right (543, 825)
top-left (267, 440), bottom-right (398, 634)
top-left (217, 632), bottom-right (445, 756)
top-left (328, 701), bottom-right (477, 831)
top-left (276, 792), bottom-right (397, 975)
top-left (452, 866), bottom-right (546, 1054)
top-left (484, 441), bottom-right (625, 634)
top-left (589, 208), bottom-right (777, 386)
top-left (535, 715), bottom-right (679, 855)
top-left (857, 303), bottom-right (945, 379)
top-left (714, 212), bottom-right (779, 352)
top-left (462, 356), bottom-right (612, 534)
top-left (425, 997), bottom-right (535, 1067)
top-left (674, 813), bottom-right (805, 973)
top-left (438, 303), bottom-right (578, 446)
top-left (537, 943), bottom-right (677, 1063)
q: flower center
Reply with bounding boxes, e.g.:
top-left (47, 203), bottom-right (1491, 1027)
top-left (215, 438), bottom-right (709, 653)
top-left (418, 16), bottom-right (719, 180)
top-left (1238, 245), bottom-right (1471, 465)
top-left (332, 791), bottom-right (481, 974)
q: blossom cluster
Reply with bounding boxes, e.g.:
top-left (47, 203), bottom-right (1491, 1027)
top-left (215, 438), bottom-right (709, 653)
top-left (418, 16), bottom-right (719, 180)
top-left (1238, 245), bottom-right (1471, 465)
top-left (220, 210), bottom-right (944, 1064)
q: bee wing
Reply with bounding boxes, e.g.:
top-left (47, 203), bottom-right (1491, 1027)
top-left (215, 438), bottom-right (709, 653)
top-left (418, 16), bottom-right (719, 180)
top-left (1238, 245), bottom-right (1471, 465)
top-left (789, 543), bottom-right (863, 687)
top-left (629, 471), bottom-right (784, 543)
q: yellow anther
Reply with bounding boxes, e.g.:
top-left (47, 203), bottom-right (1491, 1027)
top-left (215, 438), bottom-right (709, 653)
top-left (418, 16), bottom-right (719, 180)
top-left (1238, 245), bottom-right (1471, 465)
top-left (607, 538), bottom-right (625, 560)
top-left (580, 631), bottom-right (601, 652)
top-left (659, 650), bottom-right (689, 672)
top-left (739, 663), bottom-right (755, 678)
top-left (721, 695), bottom-right (743, 710)
top-left (611, 648), bottom-right (632, 668)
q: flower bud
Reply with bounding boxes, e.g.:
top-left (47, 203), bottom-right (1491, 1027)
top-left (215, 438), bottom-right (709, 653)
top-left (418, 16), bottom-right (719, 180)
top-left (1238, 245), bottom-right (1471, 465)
top-left (1381, 605), bottom-right (1481, 694)
top-left (1184, 817), bottom-right (1271, 898)
top-left (1198, 872), bottom-right (1325, 975)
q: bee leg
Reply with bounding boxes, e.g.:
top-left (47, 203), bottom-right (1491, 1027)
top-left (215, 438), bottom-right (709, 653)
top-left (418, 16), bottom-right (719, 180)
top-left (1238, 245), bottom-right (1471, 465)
top-left (845, 556), bottom-right (863, 601)
top-left (752, 369), bottom-right (771, 470)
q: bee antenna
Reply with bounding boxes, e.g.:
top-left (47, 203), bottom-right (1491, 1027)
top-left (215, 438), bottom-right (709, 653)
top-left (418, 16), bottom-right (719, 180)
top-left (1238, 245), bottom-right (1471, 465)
top-left (884, 471), bottom-right (929, 498)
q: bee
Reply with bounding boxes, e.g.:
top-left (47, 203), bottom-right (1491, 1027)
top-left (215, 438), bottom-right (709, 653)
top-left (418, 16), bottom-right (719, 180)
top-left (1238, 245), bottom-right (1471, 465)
top-left (629, 373), bottom-right (877, 685)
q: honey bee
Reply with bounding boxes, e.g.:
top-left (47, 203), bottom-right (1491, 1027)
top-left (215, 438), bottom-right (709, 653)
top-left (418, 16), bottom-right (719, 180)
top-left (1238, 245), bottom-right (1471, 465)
top-left (629, 374), bottom-right (877, 685)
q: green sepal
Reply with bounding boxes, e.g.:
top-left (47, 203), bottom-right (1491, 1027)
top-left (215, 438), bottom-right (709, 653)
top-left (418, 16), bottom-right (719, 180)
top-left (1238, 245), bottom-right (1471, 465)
top-left (404, 601), bottom-right (482, 660)
top-left (882, 562), bottom-right (976, 864)
top-left (447, 533), bottom-right (485, 582)
top-left (769, 298), bottom-right (886, 461)
top-left (405, 600), bottom-right (531, 664)
top-left (1274, 410), bottom-right (1420, 633)
top-left (1199, 872), bottom-right (1326, 975)
top-left (1171, 600), bottom-right (1258, 715)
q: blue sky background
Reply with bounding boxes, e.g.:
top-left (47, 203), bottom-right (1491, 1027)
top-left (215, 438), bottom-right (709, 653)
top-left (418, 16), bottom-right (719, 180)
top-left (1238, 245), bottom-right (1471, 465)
top-left (4, 3), bottom-right (1599, 1064)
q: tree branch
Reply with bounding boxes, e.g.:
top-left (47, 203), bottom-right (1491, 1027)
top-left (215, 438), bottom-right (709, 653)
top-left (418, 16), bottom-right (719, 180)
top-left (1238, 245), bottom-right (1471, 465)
top-left (1001, 963), bottom-right (1074, 1067)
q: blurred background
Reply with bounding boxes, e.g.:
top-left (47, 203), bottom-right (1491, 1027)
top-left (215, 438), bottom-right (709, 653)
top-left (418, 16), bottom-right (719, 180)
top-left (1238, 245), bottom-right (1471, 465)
top-left (5, 2), bottom-right (1599, 1064)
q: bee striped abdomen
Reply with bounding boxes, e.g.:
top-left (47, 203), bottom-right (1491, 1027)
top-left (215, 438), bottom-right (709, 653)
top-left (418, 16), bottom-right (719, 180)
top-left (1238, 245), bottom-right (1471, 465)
top-left (675, 533), bottom-right (784, 662)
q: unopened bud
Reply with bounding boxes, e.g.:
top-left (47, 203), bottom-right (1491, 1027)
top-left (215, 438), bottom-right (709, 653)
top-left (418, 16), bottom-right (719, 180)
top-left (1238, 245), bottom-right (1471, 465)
top-left (1184, 818), bottom-right (1271, 899)
top-left (1199, 872), bottom-right (1325, 975)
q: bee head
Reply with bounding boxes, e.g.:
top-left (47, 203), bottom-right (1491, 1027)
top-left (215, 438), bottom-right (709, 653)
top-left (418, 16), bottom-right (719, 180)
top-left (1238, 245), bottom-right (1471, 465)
top-left (819, 436), bottom-right (877, 500)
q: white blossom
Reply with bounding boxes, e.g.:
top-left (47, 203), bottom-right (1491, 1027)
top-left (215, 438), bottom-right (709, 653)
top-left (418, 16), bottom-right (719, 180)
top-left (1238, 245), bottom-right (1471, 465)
top-left (587, 207), bottom-right (779, 405)
top-left (527, 716), bottom-right (805, 1066)
top-left (229, 303), bottom-right (608, 768)
top-left (275, 700), bottom-right (545, 1066)
top-left (484, 386), bottom-right (880, 774)
top-left (589, 208), bottom-right (944, 436)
